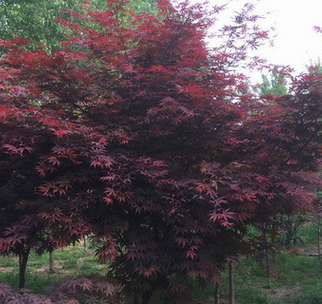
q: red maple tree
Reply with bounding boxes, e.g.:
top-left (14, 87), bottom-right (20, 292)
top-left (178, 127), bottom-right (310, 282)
top-left (0, 1), bottom-right (321, 303)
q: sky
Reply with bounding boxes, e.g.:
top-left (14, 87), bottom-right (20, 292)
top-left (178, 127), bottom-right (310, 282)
top-left (181, 0), bottom-right (322, 78)
top-left (254, 0), bottom-right (322, 73)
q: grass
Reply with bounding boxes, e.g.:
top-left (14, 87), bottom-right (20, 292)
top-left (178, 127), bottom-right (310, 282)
top-left (0, 224), bottom-right (322, 303)
top-left (0, 243), bottom-right (107, 293)
top-left (193, 223), bottom-right (322, 304)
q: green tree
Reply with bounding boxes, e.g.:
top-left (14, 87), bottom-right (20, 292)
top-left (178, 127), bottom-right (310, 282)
top-left (0, 0), bottom-right (157, 52)
top-left (0, 0), bottom-right (76, 50)
top-left (258, 70), bottom-right (288, 96)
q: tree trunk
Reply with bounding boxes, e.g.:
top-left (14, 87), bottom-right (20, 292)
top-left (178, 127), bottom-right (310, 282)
top-left (84, 236), bottom-right (88, 251)
top-left (133, 297), bottom-right (138, 304)
top-left (265, 242), bottom-right (270, 279)
top-left (49, 250), bottom-right (55, 274)
top-left (214, 283), bottom-right (220, 304)
top-left (317, 215), bottom-right (322, 269)
top-left (263, 223), bottom-right (270, 280)
top-left (229, 262), bottom-right (235, 304)
top-left (18, 248), bottom-right (30, 289)
top-left (142, 291), bottom-right (152, 304)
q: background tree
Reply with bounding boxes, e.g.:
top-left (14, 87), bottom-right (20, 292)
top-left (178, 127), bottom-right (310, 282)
top-left (0, 1), bottom-right (321, 303)
top-left (257, 70), bottom-right (288, 96)
top-left (0, 0), bottom-right (158, 52)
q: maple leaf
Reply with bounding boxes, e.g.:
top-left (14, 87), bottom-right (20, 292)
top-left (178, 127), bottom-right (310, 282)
top-left (209, 208), bottom-right (235, 226)
top-left (174, 237), bottom-right (187, 248)
top-left (51, 128), bottom-right (70, 137)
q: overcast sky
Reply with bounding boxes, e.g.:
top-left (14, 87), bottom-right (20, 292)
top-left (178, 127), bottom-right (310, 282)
top-left (254, 0), bottom-right (322, 73)
top-left (181, 0), bottom-right (322, 77)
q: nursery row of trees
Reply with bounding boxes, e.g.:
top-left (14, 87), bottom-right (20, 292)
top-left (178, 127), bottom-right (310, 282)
top-left (0, 0), bottom-right (322, 303)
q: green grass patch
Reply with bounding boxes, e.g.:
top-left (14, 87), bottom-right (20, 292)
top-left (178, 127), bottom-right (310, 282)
top-left (0, 243), bottom-right (105, 294)
top-left (191, 220), bottom-right (322, 304)
top-left (0, 255), bottom-right (17, 267)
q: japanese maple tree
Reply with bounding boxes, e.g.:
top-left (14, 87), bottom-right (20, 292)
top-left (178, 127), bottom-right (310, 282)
top-left (0, 105), bottom-right (93, 288)
top-left (0, 0), bottom-right (321, 303)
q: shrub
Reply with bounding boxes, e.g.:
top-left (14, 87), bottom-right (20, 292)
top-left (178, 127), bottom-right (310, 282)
top-left (0, 276), bottom-right (124, 304)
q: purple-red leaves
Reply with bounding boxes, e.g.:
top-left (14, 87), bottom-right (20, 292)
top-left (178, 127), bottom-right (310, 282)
top-left (177, 83), bottom-right (203, 98)
top-left (0, 0), bottom-right (322, 301)
top-left (90, 152), bottom-right (114, 169)
top-left (38, 180), bottom-right (72, 197)
top-left (209, 209), bottom-right (235, 227)
top-left (3, 144), bottom-right (33, 156)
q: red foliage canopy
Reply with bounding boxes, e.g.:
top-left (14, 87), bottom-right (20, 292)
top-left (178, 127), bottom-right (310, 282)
top-left (0, 0), bottom-right (321, 301)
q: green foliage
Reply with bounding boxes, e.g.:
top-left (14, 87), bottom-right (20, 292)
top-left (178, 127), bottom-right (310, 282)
top-left (0, 245), bottom-right (102, 292)
top-left (0, 0), bottom-right (77, 51)
top-left (128, 0), bottom-right (158, 14)
top-left (290, 286), bottom-right (322, 304)
top-left (258, 71), bottom-right (288, 96)
top-left (0, 0), bottom-right (158, 52)
top-left (62, 258), bottom-right (79, 269)
top-left (297, 221), bottom-right (320, 244)
top-left (278, 215), bottom-right (304, 245)
top-left (276, 254), bottom-right (320, 285)
top-left (227, 253), bottom-right (322, 304)
top-left (0, 270), bottom-right (21, 289)
top-left (307, 58), bottom-right (322, 74)
top-left (237, 288), bottom-right (269, 304)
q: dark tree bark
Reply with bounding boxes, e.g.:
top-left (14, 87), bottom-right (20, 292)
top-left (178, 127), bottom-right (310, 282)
top-left (18, 248), bottom-right (30, 289)
top-left (142, 291), bottom-right (152, 304)
top-left (229, 262), bottom-right (235, 304)
top-left (49, 250), bottom-right (55, 274)
top-left (265, 245), bottom-right (270, 279)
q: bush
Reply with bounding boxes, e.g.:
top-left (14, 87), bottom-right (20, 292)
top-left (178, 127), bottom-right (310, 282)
top-left (0, 276), bottom-right (124, 304)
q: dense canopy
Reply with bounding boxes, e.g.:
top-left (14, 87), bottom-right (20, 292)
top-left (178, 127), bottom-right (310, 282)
top-left (0, 0), bottom-right (321, 303)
